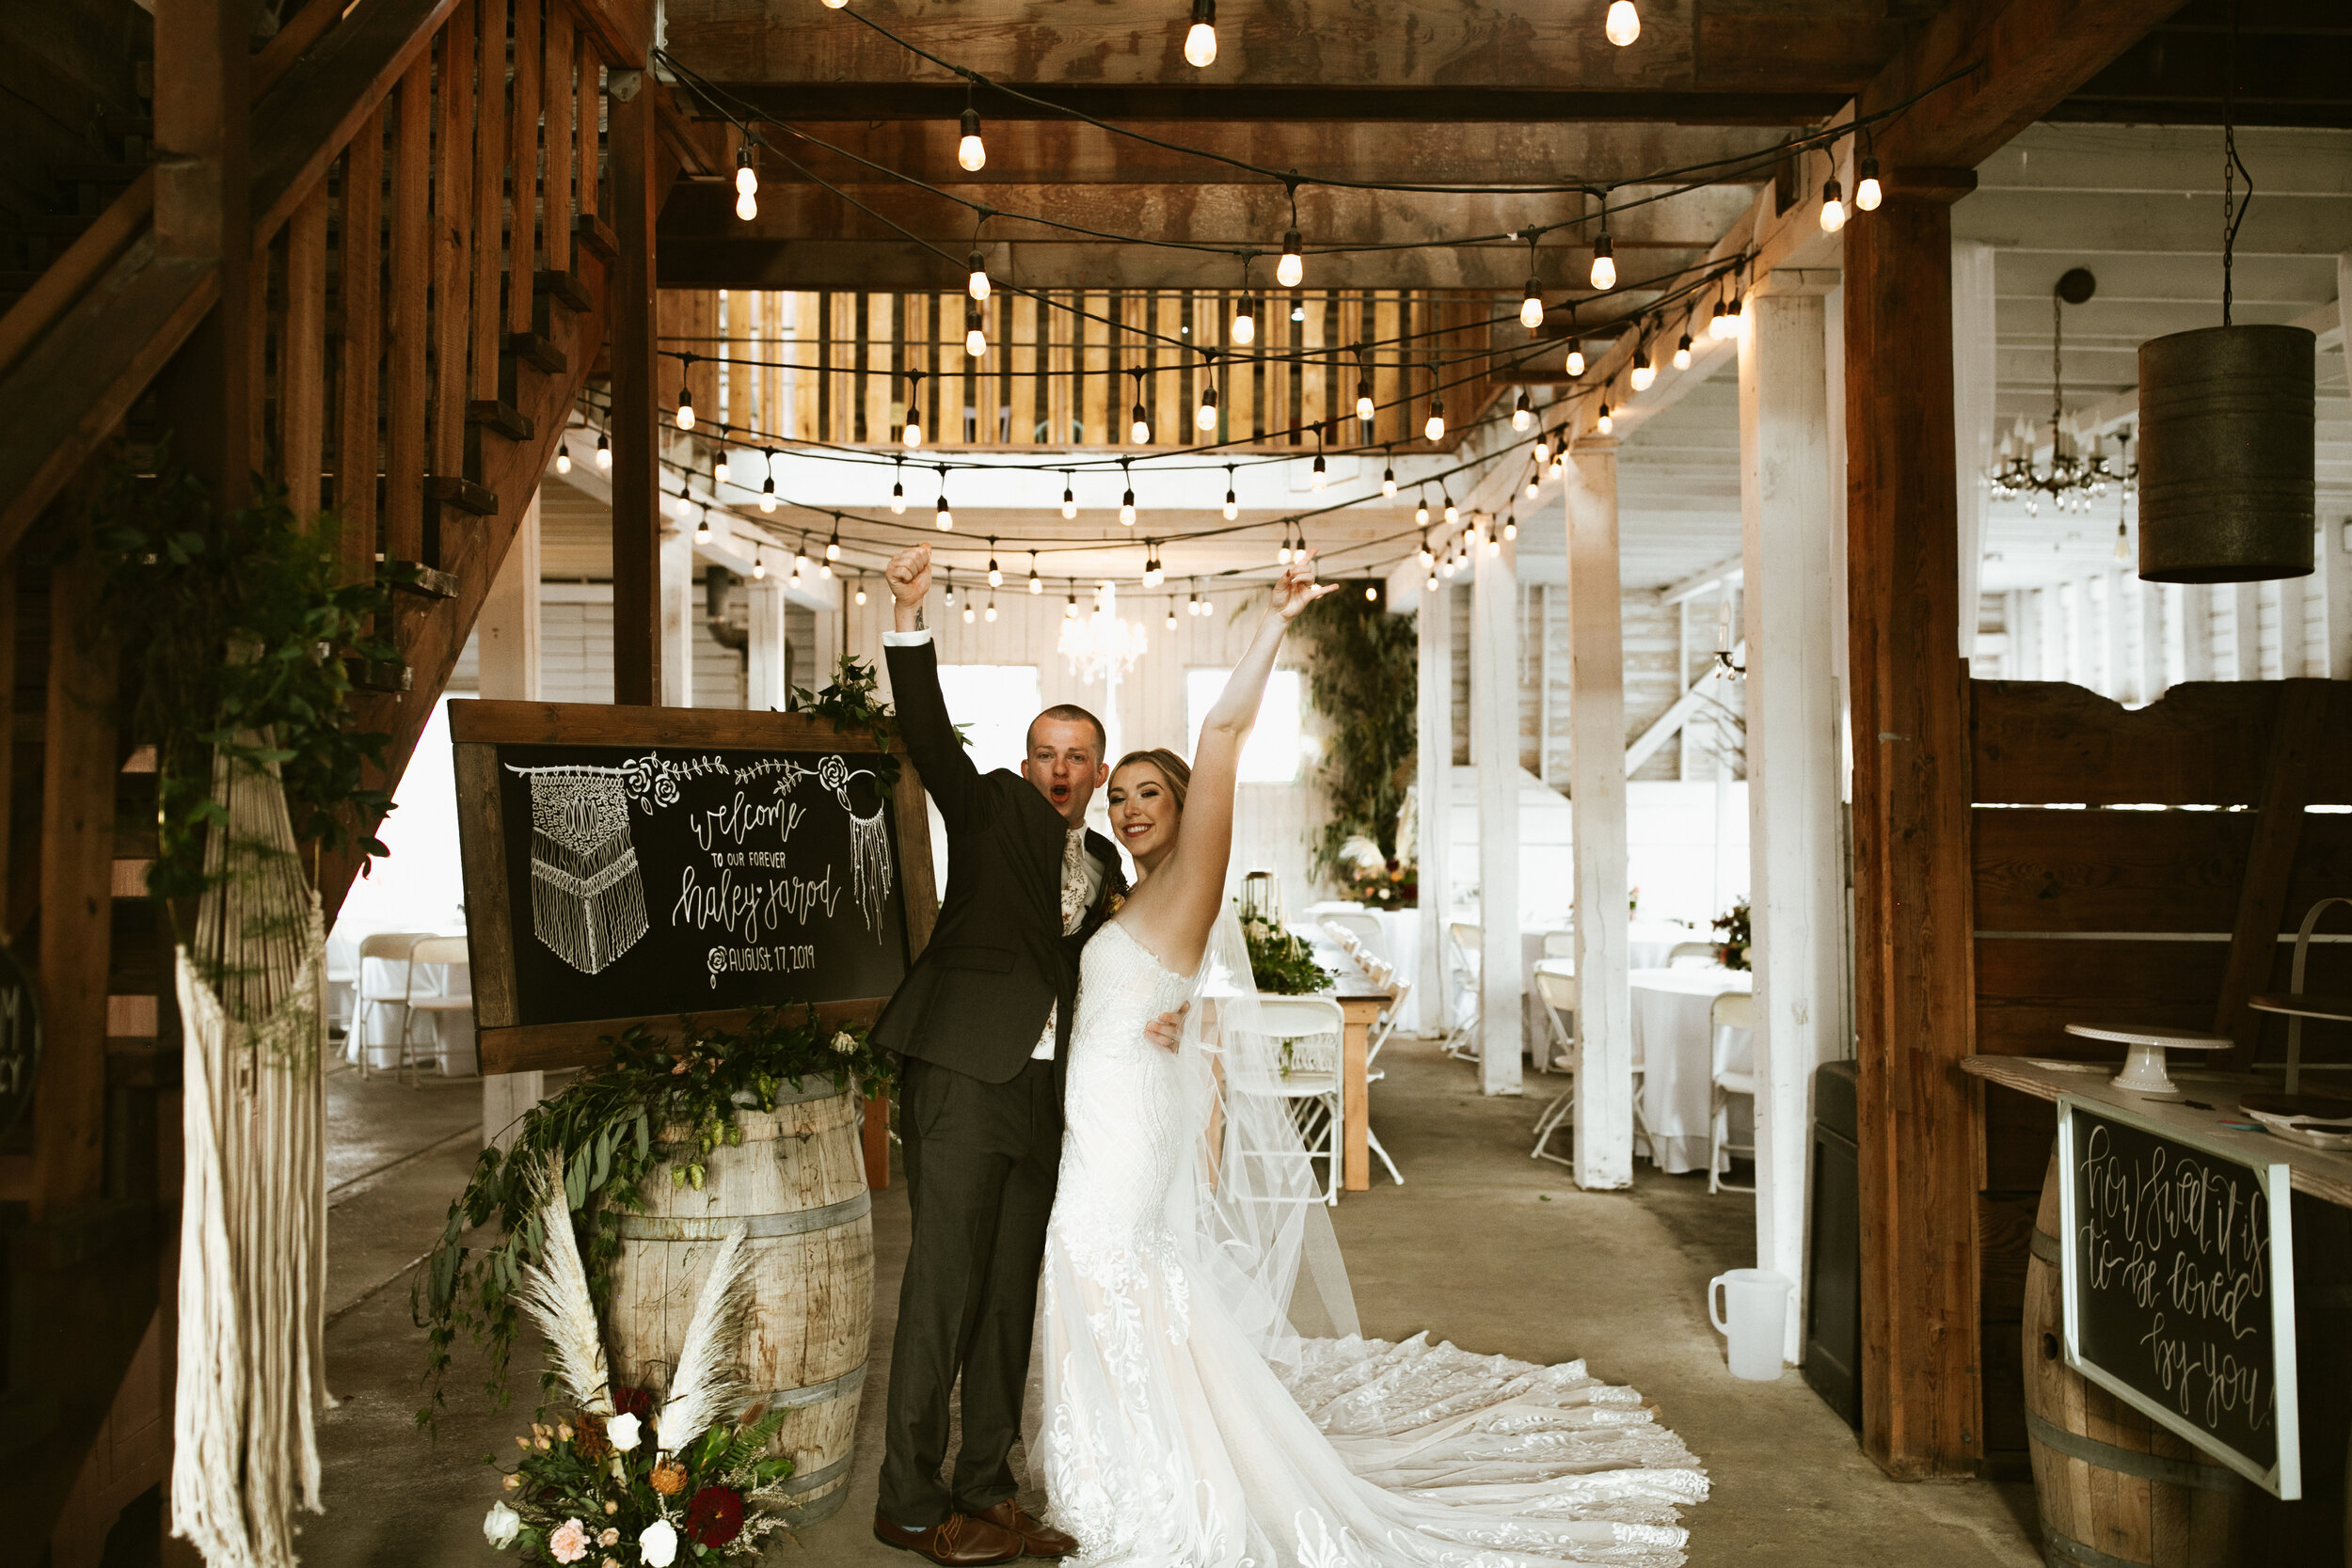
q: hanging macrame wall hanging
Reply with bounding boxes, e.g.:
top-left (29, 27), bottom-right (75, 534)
top-left (511, 764), bottom-right (653, 975)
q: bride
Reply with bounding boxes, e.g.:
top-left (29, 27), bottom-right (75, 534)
top-left (1027, 555), bottom-right (1708, 1567)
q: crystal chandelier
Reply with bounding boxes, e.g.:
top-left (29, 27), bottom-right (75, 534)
top-left (1057, 580), bottom-right (1148, 683)
top-left (1987, 269), bottom-right (2136, 517)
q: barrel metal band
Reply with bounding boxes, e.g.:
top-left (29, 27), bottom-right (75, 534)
top-left (2026, 1411), bottom-right (2245, 1494)
top-left (2042, 1517), bottom-right (2179, 1568)
top-left (2030, 1228), bottom-right (2060, 1267)
top-left (761, 1360), bottom-right (867, 1411)
top-left (614, 1191), bottom-right (871, 1242)
top-left (778, 1452), bottom-right (854, 1497)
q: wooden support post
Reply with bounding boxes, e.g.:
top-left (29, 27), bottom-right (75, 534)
top-left (478, 492), bottom-right (543, 1147)
top-left (2103, 571), bottom-right (2130, 702)
top-left (2139, 578), bottom-right (2169, 705)
top-left (2215, 680), bottom-right (2327, 1063)
top-left (1738, 278), bottom-right (1844, 1361)
top-left (608, 71), bottom-right (660, 705)
top-left (1564, 445), bottom-right (1632, 1192)
top-left (1415, 578), bottom-right (1453, 1036)
top-left (2182, 583), bottom-right (2215, 682)
top-left (1470, 539), bottom-right (1521, 1096)
top-left (151, 0), bottom-right (253, 506)
top-left (2332, 254), bottom-right (2352, 681)
top-left (746, 578), bottom-right (789, 712)
top-left (2231, 582), bottom-right (2263, 681)
top-left (1950, 241), bottom-right (1995, 657)
top-left (1845, 169), bottom-right (1979, 1480)
top-left (660, 528), bottom-right (695, 708)
top-left (34, 557), bottom-right (119, 1217)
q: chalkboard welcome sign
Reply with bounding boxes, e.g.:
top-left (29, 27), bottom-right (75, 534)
top-left (451, 701), bottom-right (938, 1075)
top-left (2057, 1095), bottom-right (2301, 1497)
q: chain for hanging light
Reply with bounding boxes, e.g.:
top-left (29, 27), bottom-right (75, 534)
top-left (1184, 0), bottom-right (1217, 67)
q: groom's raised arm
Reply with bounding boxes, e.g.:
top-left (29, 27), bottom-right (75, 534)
top-left (882, 545), bottom-right (985, 833)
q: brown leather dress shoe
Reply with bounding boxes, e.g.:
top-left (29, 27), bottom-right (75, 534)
top-left (872, 1510), bottom-right (1025, 1565)
top-left (968, 1499), bottom-right (1079, 1559)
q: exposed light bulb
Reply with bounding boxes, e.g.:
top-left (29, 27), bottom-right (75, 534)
top-left (693, 512), bottom-right (710, 545)
top-left (1709, 299), bottom-right (1734, 341)
top-left (1364, 583), bottom-right (1379, 602)
top-left (1120, 489), bottom-right (1137, 527)
top-left (1356, 381), bottom-right (1375, 422)
top-left (1502, 515), bottom-right (1518, 542)
top-left (1311, 452), bottom-right (1327, 489)
top-left (1629, 349), bottom-right (1654, 392)
top-left (1277, 529), bottom-right (1292, 565)
top-left (1197, 385), bottom-right (1220, 431)
top-left (1418, 535), bottom-right (1433, 569)
top-left (1232, 298), bottom-right (1256, 345)
top-left (794, 539), bottom-right (809, 577)
top-left (987, 597), bottom-right (998, 623)
top-left (855, 581), bottom-right (867, 605)
top-left (1277, 229), bottom-right (1303, 289)
top-left (1167, 603), bottom-right (1180, 628)
top-left (1414, 499), bottom-right (1429, 528)
top-left (1184, 0), bottom-right (1217, 67)
top-left (1423, 399), bottom-right (1445, 442)
top-left (2115, 520), bottom-right (2130, 562)
top-left (1512, 389), bottom-right (1533, 431)
top-left (595, 432), bottom-right (610, 471)
top-left (904, 415), bottom-right (923, 449)
top-left (957, 108), bottom-right (986, 172)
top-left (1130, 404), bottom-right (1152, 444)
top-left (1520, 278), bottom-right (1545, 330)
top-left (1443, 494), bottom-right (1458, 525)
top-left (735, 187), bottom-right (757, 222)
top-left (760, 476), bottom-right (777, 513)
top-left (963, 602), bottom-right (975, 624)
top-left (714, 450), bottom-right (732, 485)
top-left (1565, 341), bottom-right (1585, 378)
top-left (1065, 589), bottom-right (1078, 620)
top-left (965, 308), bottom-right (987, 358)
top-left (556, 442), bottom-right (571, 475)
top-left (1440, 555), bottom-right (1456, 579)
top-left (675, 385), bottom-right (696, 430)
top-left (1854, 157), bottom-right (1883, 212)
top-left (1061, 482), bottom-right (1077, 519)
top-left (967, 251), bottom-right (990, 302)
top-left (1819, 177), bottom-right (1847, 233)
top-left (936, 499), bottom-right (953, 531)
top-left (1381, 463), bottom-right (1396, 498)
top-left (1526, 471), bottom-right (1540, 500)
top-left (1223, 472), bottom-right (1238, 519)
top-left (753, 551), bottom-right (766, 580)
top-left (1673, 333), bottom-right (1692, 371)
top-left (826, 531), bottom-right (840, 562)
top-left (823, 0), bottom-right (848, 9)
top-left (988, 553), bottom-right (1002, 588)
top-left (1589, 233), bottom-right (1615, 292)
top-left (1604, 0), bottom-right (1640, 45)
top-left (1597, 403), bottom-right (1613, 436)
top-left (891, 479), bottom-right (905, 514)
top-left (1534, 431), bottom-right (1552, 466)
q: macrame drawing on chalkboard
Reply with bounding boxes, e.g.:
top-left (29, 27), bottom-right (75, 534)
top-left (818, 754), bottom-right (896, 940)
top-left (509, 765), bottom-right (652, 974)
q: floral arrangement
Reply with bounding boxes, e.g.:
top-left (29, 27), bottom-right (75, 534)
top-left (1238, 904), bottom-right (1334, 997)
top-left (1333, 835), bottom-right (1415, 910)
top-left (417, 1006), bottom-right (894, 1423)
top-left (1711, 898), bottom-right (1752, 973)
top-left (479, 1173), bottom-right (796, 1563)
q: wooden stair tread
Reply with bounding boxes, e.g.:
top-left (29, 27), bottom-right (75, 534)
top-left (384, 559), bottom-right (461, 599)
top-left (533, 269), bottom-right (593, 312)
top-left (575, 214), bottom-right (617, 261)
top-left (345, 657), bottom-right (414, 693)
top-left (465, 400), bottom-right (534, 441)
top-left (504, 330), bottom-right (567, 374)
top-left (424, 475), bottom-right (498, 515)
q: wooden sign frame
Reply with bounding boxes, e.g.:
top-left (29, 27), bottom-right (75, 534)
top-left (2055, 1093), bottom-right (2301, 1498)
top-left (449, 700), bottom-right (938, 1075)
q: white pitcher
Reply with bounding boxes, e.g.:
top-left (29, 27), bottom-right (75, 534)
top-left (1707, 1268), bottom-right (1792, 1381)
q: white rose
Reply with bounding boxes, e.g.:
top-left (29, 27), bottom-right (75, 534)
top-left (639, 1517), bottom-right (679, 1567)
top-left (606, 1411), bottom-right (642, 1452)
top-left (482, 1501), bottom-right (523, 1550)
top-left (831, 1030), bottom-right (857, 1055)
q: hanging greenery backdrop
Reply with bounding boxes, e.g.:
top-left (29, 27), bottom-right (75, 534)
top-left (1297, 589), bottom-right (1418, 886)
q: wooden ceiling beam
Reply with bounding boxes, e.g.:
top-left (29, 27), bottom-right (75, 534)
top-left (685, 83), bottom-right (1851, 126)
top-left (724, 119), bottom-right (1801, 189)
top-left (661, 0), bottom-right (1908, 99)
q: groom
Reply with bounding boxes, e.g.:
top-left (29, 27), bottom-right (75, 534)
top-left (870, 544), bottom-right (1158, 1565)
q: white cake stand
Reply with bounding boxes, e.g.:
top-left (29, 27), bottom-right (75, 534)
top-left (2063, 1022), bottom-right (2233, 1098)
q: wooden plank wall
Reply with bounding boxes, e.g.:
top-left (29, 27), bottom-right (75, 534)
top-left (1969, 677), bottom-right (2352, 1472)
top-left (655, 287), bottom-right (1498, 455)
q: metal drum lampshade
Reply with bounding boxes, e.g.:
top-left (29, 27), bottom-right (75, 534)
top-left (2136, 324), bottom-right (2315, 582)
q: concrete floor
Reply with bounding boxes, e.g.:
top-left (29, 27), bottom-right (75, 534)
top-left (303, 1044), bottom-right (2039, 1566)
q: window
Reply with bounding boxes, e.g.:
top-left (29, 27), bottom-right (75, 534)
top-left (1185, 667), bottom-right (1304, 784)
top-left (936, 664), bottom-right (1044, 774)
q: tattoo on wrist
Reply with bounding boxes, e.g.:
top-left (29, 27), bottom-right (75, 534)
top-left (914, 607), bottom-right (926, 630)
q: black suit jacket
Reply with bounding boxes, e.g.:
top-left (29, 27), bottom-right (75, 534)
top-left (871, 639), bottom-right (1127, 1087)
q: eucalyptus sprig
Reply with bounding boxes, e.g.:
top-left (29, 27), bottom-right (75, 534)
top-left (415, 1006), bottom-right (895, 1427)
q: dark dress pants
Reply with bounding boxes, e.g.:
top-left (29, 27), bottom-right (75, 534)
top-left (878, 1053), bottom-right (1060, 1527)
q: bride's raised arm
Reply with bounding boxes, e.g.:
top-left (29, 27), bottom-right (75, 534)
top-left (1130, 556), bottom-right (1334, 972)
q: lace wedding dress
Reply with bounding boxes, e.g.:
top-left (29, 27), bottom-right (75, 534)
top-left (1028, 917), bottom-right (1708, 1568)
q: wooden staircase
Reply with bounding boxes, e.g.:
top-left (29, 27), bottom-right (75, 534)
top-left (0, 0), bottom-right (669, 1552)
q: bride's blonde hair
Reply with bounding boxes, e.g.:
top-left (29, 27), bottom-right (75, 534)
top-left (1112, 748), bottom-right (1191, 812)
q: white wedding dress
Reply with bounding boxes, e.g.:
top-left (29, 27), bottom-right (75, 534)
top-left (1027, 917), bottom-right (1708, 1568)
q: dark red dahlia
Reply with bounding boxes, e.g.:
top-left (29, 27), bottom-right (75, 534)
top-left (684, 1485), bottom-right (745, 1546)
top-left (611, 1386), bottom-right (655, 1420)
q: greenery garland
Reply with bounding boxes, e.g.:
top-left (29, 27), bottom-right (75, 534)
top-left (1238, 907), bottom-right (1335, 996)
top-left (416, 1006), bottom-right (895, 1425)
top-left (85, 458), bottom-right (405, 911)
top-left (788, 654), bottom-right (903, 783)
top-left (1296, 589), bottom-right (1418, 886)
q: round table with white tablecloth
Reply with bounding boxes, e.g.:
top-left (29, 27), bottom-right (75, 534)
top-left (1628, 966), bottom-right (1753, 1175)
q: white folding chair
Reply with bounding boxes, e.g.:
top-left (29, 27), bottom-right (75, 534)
top-left (1541, 928), bottom-right (1576, 960)
top-left (352, 930), bottom-right (429, 1074)
top-left (1234, 996), bottom-right (1349, 1204)
top-left (1356, 972), bottom-right (1409, 1188)
top-left (1708, 990), bottom-right (1756, 1193)
top-left (1530, 965), bottom-right (1578, 1164)
top-left (1318, 911), bottom-right (1385, 962)
top-left (1443, 921), bottom-right (1483, 1061)
top-left (394, 934), bottom-right (476, 1086)
top-left (1665, 940), bottom-right (1719, 969)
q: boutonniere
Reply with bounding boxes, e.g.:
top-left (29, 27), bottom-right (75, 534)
top-left (1103, 892), bottom-right (1126, 918)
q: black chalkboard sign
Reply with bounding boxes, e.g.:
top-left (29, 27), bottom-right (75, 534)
top-left (450, 702), bottom-right (938, 1074)
top-left (2058, 1096), bottom-right (2301, 1497)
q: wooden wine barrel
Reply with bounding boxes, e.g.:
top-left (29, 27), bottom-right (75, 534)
top-left (607, 1085), bottom-right (873, 1525)
top-left (2023, 1153), bottom-right (2247, 1567)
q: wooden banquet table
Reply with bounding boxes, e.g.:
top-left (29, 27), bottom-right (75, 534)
top-left (1331, 973), bottom-right (1391, 1193)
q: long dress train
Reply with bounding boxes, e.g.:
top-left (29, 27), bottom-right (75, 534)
top-left (1028, 918), bottom-right (1707, 1568)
